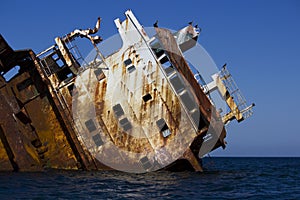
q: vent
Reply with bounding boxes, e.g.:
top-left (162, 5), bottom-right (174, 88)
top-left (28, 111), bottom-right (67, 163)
top-left (170, 75), bottom-right (185, 93)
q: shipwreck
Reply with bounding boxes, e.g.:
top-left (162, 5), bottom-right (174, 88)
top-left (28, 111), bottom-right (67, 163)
top-left (0, 10), bottom-right (254, 172)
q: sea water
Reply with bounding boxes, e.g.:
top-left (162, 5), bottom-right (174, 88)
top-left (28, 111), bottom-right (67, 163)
top-left (0, 157), bottom-right (299, 199)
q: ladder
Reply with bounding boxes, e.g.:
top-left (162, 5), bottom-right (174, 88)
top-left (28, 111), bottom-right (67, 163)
top-left (219, 65), bottom-right (253, 119)
top-left (63, 36), bottom-right (87, 67)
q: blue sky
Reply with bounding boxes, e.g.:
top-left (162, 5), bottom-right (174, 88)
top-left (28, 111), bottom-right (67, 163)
top-left (1, 0), bottom-right (299, 157)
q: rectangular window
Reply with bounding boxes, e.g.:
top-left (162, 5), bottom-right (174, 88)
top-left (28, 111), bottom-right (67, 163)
top-left (119, 117), bottom-right (132, 131)
top-left (15, 111), bottom-right (31, 124)
top-left (43, 56), bottom-right (59, 71)
top-left (113, 104), bottom-right (124, 118)
top-left (56, 67), bottom-right (73, 82)
top-left (190, 110), bottom-right (207, 130)
top-left (124, 58), bottom-right (132, 66)
top-left (67, 84), bottom-right (76, 96)
top-left (16, 77), bottom-right (39, 99)
top-left (180, 92), bottom-right (195, 111)
top-left (150, 37), bottom-right (165, 60)
top-left (56, 59), bottom-right (65, 68)
top-left (170, 75), bottom-right (185, 93)
top-left (156, 118), bottom-right (171, 138)
top-left (52, 53), bottom-right (59, 60)
top-left (94, 68), bottom-right (105, 81)
top-left (127, 65), bottom-right (136, 73)
top-left (85, 119), bottom-right (97, 132)
top-left (142, 93), bottom-right (152, 102)
top-left (140, 156), bottom-right (152, 170)
top-left (17, 78), bottom-right (33, 91)
top-left (92, 134), bottom-right (103, 147)
top-left (124, 58), bottom-right (136, 73)
top-left (162, 129), bottom-right (171, 138)
top-left (164, 66), bottom-right (175, 76)
top-left (159, 55), bottom-right (168, 64)
top-left (3, 65), bottom-right (20, 82)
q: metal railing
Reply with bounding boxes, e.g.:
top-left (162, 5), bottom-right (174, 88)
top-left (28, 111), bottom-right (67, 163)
top-left (219, 65), bottom-right (253, 119)
top-left (63, 36), bottom-right (87, 67)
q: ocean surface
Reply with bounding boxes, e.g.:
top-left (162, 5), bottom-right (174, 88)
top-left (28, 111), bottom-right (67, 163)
top-left (0, 157), bottom-right (299, 199)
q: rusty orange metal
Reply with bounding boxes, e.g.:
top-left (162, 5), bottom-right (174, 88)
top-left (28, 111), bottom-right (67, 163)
top-left (0, 10), bottom-right (253, 172)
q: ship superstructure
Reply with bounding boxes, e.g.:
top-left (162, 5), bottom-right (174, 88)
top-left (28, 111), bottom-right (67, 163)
top-left (0, 10), bottom-right (253, 172)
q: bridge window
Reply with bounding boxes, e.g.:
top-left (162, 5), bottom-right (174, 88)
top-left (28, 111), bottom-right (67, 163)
top-left (56, 67), bottom-right (74, 82)
top-left (56, 59), bottom-right (64, 68)
top-left (150, 38), bottom-right (165, 60)
top-left (180, 92), bottom-right (196, 111)
top-left (164, 66), bottom-right (175, 76)
top-left (170, 74), bottom-right (185, 93)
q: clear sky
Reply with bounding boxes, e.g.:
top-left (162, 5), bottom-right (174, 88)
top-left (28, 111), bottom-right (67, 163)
top-left (1, 0), bottom-right (299, 157)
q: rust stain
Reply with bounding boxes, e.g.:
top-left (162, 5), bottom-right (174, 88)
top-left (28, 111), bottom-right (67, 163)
top-left (0, 10), bottom-right (252, 172)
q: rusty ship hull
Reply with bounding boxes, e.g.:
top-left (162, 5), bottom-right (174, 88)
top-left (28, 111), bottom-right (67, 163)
top-left (0, 10), bottom-right (253, 172)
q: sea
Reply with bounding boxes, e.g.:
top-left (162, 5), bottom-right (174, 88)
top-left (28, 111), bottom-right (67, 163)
top-left (0, 157), bottom-right (299, 200)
